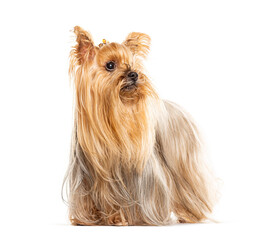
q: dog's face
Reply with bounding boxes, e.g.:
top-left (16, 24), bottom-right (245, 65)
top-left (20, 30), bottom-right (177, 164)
top-left (70, 26), bottom-right (156, 105)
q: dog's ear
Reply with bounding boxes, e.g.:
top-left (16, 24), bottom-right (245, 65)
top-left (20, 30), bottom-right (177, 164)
top-left (71, 26), bottom-right (96, 65)
top-left (123, 32), bottom-right (151, 58)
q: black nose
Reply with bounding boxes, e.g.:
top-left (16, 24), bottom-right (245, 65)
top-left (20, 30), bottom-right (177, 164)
top-left (127, 71), bottom-right (138, 81)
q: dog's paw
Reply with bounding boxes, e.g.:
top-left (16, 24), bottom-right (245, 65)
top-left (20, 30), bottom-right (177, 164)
top-left (108, 213), bottom-right (129, 226)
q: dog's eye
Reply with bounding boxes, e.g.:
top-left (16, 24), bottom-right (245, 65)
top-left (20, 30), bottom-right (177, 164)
top-left (105, 61), bottom-right (116, 71)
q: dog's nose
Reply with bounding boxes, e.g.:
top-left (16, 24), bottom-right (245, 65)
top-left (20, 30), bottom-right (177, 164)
top-left (127, 71), bottom-right (138, 81)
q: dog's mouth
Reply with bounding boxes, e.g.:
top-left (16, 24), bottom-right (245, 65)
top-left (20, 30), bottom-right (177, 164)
top-left (120, 77), bottom-right (139, 91)
top-left (121, 82), bottom-right (138, 91)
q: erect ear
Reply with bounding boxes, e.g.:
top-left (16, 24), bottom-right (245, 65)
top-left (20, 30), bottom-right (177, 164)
top-left (123, 32), bottom-right (151, 59)
top-left (71, 26), bottom-right (96, 65)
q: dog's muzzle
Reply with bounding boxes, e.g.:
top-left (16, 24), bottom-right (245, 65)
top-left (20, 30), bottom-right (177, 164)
top-left (122, 71), bottom-right (139, 90)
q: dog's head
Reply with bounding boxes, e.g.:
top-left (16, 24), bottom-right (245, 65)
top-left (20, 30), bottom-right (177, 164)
top-left (70, 26), bottom-right (156, 105)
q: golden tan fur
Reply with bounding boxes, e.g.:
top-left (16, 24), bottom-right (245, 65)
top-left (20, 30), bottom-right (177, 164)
top-left (63, 26), bottom-right (216, 225)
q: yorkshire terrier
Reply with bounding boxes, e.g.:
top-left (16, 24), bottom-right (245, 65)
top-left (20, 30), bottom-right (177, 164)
top-left (63, 26), bottom-right (216, 226)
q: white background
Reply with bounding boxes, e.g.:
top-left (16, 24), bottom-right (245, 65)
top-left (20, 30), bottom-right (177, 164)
top-left (0, 0), bottom-right (270, 239)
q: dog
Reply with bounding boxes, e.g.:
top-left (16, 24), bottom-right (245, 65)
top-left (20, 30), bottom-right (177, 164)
top-left (63, 26), bottom-right (216, 226)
